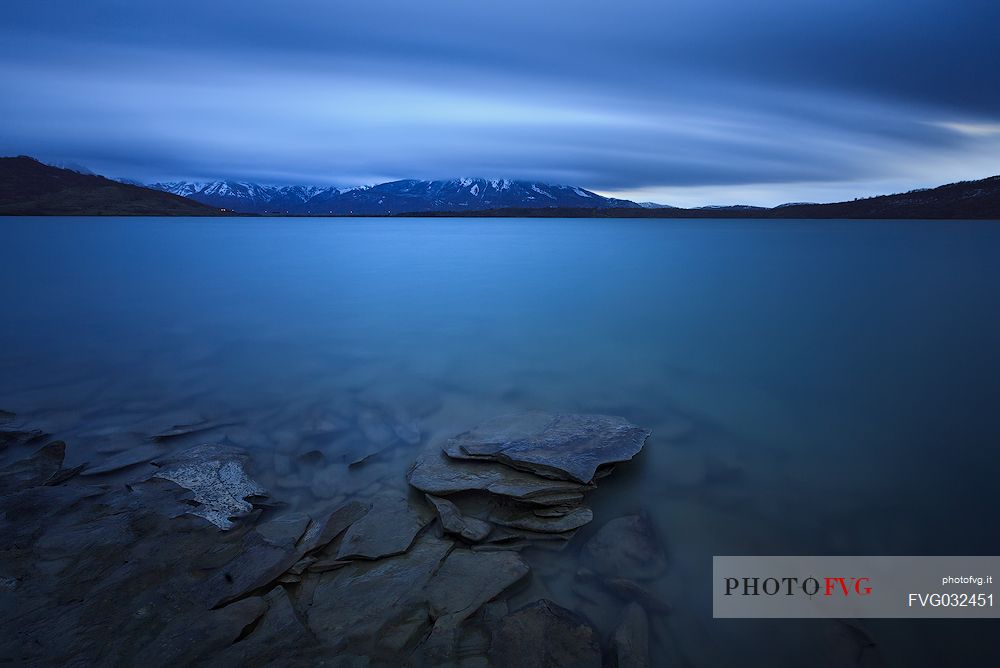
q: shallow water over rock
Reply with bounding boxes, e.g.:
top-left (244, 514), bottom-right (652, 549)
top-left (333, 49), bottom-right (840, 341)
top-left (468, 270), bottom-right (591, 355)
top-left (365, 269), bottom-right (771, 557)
top-left (4, 216), bottom-right (1000, 666)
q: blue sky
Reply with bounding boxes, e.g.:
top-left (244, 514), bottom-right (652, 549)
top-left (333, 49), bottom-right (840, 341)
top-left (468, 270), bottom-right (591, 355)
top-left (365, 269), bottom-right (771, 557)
top-left (2, 0), bottom-right (998, 206)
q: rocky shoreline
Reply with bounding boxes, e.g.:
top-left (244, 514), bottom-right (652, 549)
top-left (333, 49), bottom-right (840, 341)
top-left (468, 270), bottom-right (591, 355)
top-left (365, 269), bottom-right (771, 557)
top-left (1, 409), bottom-right (667, 666)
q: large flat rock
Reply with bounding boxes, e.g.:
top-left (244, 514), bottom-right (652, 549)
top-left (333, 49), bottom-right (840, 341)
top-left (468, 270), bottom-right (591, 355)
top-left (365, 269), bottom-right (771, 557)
top-left (306, 532), bottom-right (455, 653)
top-left (335, 493), bottom-right (432, 560)
top-left (442, 412), bottom-right (650, 484)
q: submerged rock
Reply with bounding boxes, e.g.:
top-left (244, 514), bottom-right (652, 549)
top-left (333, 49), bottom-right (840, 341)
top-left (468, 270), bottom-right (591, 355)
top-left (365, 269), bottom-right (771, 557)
top-left (358, 409), bottom-right (399, 448)
top-left (611, 602), bottom-right (650, 668)
top-left (490, 599), bottom-right (602, 668)
top-left (147, 443), bottom-right (267, 530)
top-left (426, 494), bottom-right (492, 542)
top-left (0, 425), bottom-right (49, 449)
top-left (150, 417), bottom-right (236, 441)
top-left (443, 412), bottom-right (650, 484)
top-left (80, 443), bottom-right (165, 476)
top-left (0, 440), bottom-right (69, 491)
top-left (578, 569), bottom-right (671, 614)
top-left (580, 513), bottom-right (667, 580)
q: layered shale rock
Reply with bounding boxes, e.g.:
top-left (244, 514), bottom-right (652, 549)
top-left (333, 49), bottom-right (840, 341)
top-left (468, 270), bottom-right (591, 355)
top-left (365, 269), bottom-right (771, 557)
top-left (408, 412), bottom-right (650, 550)
top-left (442, 412), bottom-right (650, 483)
top-left (408, 447), bottom-right (591, 502)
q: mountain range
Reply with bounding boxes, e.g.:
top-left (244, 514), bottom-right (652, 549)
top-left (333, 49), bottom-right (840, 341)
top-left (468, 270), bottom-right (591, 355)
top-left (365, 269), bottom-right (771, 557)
top-left (146, 178), bottom-right (640, 214)
top-left (1, 156), bottom-right (998, 218)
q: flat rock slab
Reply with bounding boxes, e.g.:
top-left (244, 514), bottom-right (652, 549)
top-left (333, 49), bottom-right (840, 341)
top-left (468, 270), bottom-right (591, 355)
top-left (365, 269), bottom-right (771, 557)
top-left (426, 494), bottom-right (492, 542)
top-left (307, 532), bottom-right (454, 652)
top-left (147, 443), bottom-right (267, 530)
top-left (215, 586), bottom-right (322, 666)
top-left (0, 426), bottom-right (49, 449)
top-left (417, 549), bottom-right (530, 663)
top-left (336, 493), bottom-right (431, 560)
top-left (426, 548), bottom-right (529, 633)
top-left (205, 529), bottom-right (302, 608)
top-left (149, 417), bottom-right (237, 441)
top-left (0, 440), bottom-right (67, 491)
top-left (408, 448), bottom-right (590, 503)
top-left (80, 443), bottom-right (165, 476)
top-left (580, 513), bottom-right (667, 580)
top-left (256, 513), bottom-right (312, 548)
top-left (443, 412), bottom-right (650, 484)
top-left (490, 599), bottom-right (602, 668)
top-left (298, 500), bottom-right (371, 554)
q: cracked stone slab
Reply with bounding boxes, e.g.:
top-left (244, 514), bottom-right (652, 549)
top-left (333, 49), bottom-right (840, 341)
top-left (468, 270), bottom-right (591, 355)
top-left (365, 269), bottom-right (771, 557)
top-left (306, 532), bottom-right (454, 651)
top-left (215, 586), bottom-right (322, 665)
top-left (426, 549), bottom-right (529, 633)
top-left (298, 500), bottom-right (371, 554)
top-left (335, 493), bottom-right (432, 560)
top-left (443, 412), bottom-right (650, 484)
top-left (489, 599), bottom-right (602, 668)
top-left (147, 443), bottom-right (267, 530)
top-left (417, 549), bottom-right (530, 663)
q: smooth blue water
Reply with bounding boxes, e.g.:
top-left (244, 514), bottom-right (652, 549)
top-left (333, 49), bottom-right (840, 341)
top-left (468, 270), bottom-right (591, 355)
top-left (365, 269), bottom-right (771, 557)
top-left (3, 216), bottom-right (1000, 665)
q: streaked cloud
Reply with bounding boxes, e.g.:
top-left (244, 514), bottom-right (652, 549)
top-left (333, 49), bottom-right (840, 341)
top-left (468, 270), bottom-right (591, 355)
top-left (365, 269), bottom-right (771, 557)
top-left (1, 0), bottom-right (997, 205)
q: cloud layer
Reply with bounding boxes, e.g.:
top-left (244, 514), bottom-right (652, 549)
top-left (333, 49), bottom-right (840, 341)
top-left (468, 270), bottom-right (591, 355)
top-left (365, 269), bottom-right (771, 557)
top-left (2, 0), bottom-right (998, 205)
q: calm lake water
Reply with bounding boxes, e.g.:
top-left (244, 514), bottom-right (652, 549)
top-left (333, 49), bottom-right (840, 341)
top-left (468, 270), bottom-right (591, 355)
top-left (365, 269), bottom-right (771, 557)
top-left (3, 216), bottom-right (1000, 665)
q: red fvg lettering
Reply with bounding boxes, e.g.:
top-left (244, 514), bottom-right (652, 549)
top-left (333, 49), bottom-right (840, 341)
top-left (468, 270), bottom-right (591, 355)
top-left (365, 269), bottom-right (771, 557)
top-left (824, 577), bottom-right (872, 596)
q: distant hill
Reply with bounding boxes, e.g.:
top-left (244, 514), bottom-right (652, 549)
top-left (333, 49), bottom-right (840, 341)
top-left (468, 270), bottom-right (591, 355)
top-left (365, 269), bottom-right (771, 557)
top-left (0, 157), bottom-right (223, 216)
top-left (146, 177), bottom-right (641, 214)
top-left (407, 175), bottom-right (1000, 219)
top-left (764, 177), bottom-right (1000, 219)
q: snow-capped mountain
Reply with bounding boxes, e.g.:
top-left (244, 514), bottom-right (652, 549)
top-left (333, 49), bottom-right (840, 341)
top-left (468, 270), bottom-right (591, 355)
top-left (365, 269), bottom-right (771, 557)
top-left (147, 181), bottom-right (337, 212)
top-left (315, 178), bottom-right (639, 215)
top-left (147, 177), bottom-right (640, 214)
